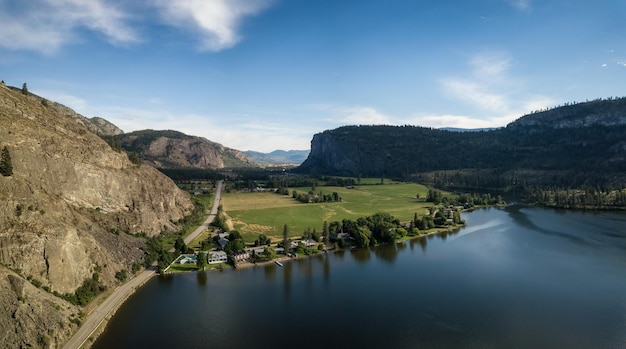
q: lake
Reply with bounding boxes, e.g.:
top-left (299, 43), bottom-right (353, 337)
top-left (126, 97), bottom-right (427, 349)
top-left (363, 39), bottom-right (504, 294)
top-left (92, 206), bottom-right (626, 348)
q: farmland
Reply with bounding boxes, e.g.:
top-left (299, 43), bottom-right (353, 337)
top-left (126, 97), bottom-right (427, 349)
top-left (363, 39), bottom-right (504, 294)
top-left (221, 182), bottom-right (451, 243)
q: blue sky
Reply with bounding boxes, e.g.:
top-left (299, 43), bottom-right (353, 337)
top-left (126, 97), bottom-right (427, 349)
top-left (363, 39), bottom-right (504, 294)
top-left (1, 0), bottom-right (624, 152)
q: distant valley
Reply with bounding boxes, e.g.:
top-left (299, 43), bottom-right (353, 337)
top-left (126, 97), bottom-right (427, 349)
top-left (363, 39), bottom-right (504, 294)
top-left (244, 149), bottom-right (309, 166)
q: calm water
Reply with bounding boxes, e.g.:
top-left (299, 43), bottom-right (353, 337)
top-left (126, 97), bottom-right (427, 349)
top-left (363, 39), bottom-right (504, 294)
top-left (93, 206), bottom-right (626, 349)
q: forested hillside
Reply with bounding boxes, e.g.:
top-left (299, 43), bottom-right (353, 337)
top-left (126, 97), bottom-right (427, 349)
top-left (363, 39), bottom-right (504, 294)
top-left (298, 97), bottom-right (626, 206)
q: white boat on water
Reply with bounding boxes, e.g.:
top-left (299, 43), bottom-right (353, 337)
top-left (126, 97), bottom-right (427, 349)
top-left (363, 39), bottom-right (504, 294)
top-left (275, 261), bottom-right (283, 267)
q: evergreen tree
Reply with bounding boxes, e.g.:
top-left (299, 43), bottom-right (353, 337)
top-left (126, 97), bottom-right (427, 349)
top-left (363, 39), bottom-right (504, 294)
top-left (21, 83), bottom-right (28, 95)
top-left (0, 146), bottom-right (12, 176)
top-left (282, 224), bottom-right (289, 254)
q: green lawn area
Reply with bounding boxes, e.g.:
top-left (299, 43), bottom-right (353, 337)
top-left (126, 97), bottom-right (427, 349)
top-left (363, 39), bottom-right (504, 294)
top-left (221, 182), bottom-right (452, 243)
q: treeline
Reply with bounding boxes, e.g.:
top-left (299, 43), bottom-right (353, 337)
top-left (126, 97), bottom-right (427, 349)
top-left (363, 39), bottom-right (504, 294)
top-left (524, 186), bottom-right (626, 210)
top-left (425, 189), bottom-right (504, 207)
top-left (291, 189), bottom-right (341, 203)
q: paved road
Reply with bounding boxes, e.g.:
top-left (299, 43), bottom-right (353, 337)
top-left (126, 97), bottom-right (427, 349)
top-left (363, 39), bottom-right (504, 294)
top-left (62, 180), bottom-right (223, 349)
top-left (61, 266), bottom-right (156, 349)
top-left (184, 180), bottom-right (223, 245)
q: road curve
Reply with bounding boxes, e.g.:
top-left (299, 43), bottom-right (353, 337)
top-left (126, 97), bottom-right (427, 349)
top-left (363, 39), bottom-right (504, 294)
top-left (62, 180), bottom-right (223, 349)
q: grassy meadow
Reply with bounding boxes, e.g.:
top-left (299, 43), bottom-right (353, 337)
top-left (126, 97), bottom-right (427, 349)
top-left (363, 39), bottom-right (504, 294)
top-left (221, 182), bottom-right (449, 243)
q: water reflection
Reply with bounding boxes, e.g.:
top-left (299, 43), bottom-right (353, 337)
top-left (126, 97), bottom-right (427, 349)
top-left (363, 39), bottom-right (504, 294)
top-left (283, 261), bottom-right (292, 299)
top-left (158, 273), bottom-right (174, 287)
top-left (373, 243), bottom-right (399, 264)
top-left (408, 236), bottom-right (428, 254)
top-left (264, 263), bottom-right (276, 281)
top-left (196, 271), bottom-right (207, 286)
top-left (350, 247), bottom-right (371, 264)
top-left (505, 205), bottom-right (587, 245)
top-left (323, 254), bottom-right (330, 283)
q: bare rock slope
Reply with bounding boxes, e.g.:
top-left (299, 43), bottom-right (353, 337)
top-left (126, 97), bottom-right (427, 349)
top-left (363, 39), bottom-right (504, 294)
top-left (115, 129), bottom-right (256, 169)
top-left (0, 85), bottom-right (193, 347)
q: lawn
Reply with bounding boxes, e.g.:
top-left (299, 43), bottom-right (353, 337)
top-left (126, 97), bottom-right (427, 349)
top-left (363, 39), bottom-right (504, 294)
top-left (221, 182), bottom-right (449, 243)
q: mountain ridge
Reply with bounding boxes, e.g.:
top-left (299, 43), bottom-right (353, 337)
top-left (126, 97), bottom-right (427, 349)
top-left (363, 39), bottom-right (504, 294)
top-left (114, 129), bottom-right (256, 169)
top-left (244, 149), bottom-right (309, 165)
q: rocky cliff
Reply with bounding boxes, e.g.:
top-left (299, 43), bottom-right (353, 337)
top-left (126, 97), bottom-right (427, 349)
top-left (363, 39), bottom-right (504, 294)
top-left (115, 129), bottom-right (256, 169)
top-left (0, 85), bottom-right (193, 347)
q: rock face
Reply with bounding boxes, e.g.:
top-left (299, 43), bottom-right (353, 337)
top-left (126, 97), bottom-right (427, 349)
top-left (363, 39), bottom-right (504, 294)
top-left (88, 116), bottom-right (124, 136)
top-left (115, 129), bottom-right (256, 169)
top-left (0, 266), bottom-right (79, 348)
top-left (0, 85), bottom-right (193, 347)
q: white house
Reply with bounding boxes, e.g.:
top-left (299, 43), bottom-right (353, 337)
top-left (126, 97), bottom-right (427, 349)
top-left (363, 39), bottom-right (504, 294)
top-left (209, 251), bottom-right (228, 264)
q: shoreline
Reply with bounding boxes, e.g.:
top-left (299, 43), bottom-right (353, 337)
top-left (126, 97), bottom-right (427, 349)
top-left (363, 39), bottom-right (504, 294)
top-left (62, 268), bottom-right (156, 349)
top-left (68, 218), bottom-right (466, 349)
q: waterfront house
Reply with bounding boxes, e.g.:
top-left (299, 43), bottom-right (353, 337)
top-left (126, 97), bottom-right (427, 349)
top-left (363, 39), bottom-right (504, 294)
top-left (209, 251), bottom-right (228, 264)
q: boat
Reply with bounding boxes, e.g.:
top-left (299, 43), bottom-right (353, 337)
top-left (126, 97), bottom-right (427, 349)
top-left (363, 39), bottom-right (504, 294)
top-left (275, 261), bottom-right (283, 267)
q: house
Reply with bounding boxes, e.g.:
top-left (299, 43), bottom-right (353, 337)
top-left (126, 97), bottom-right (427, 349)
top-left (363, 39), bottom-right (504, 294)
top-left (234, 251), bottom-right (250, 262)
top-left (209, 251), bottom-right (228, 264)
top-left (177, 254), bottom-right (197, 264)
top-left (301, 239), bottom-right (317, 247)
top-left (218, 237), bottom-right (229, 249)
top-left (251, 247), bottom-right (265, 255)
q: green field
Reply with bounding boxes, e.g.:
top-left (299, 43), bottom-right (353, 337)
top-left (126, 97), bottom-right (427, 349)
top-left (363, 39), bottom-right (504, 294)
top-left (221, 182), bottom-right (447, 242)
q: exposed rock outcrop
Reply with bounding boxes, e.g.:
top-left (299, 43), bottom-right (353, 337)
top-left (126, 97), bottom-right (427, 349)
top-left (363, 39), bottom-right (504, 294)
top-left (0, 266), bottom-right (80, 349)
top-left (0, 85), bottom-right (193, 346)
top-left (115, 129), bottom-right (256, 169)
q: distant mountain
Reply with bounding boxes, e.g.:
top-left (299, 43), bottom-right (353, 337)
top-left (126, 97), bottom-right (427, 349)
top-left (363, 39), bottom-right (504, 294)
top-left (297, 97), bottom-right (626, 188)
top-left (245, 149), bottom-right (309, 165)
top-left (114, 130), bottom-right (256, 169)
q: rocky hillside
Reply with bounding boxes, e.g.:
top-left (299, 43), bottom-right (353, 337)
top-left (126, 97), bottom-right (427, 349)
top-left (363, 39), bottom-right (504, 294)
top-left (114, 130), bottom-right (256, 169)
top-left (8, 86), bottom-right (124, 137)
top-left (0, 85), bottom-right (193, 347)
top-left (298, 97), bottom-right (626, 188)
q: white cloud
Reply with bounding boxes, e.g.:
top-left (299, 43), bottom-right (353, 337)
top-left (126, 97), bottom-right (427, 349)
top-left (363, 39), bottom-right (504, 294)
top-left (469, 52), bottom-right (512, 81)
top-left (336, 106), bottom-right (393, 125)
top-left (440, 79), bottom-right (509, 113)
top-left (153, 0), bottom-right (272, 51)
top-left (406, 114), bottom-right (505, 129)
top-left (508, 0), bottom-right (531, 11)
top-left (0, 0), bottom-right (138, 54)
top-left (33, 89), bottom-right (89, 111)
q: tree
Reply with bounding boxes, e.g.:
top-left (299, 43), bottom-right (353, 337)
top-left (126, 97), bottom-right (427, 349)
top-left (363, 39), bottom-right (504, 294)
top-left (0, 146), bottom-right (12, 176)
top-left (196, 252), bottom-right (207, 270)
top-left (21, 83), bottom-right (28, 95)
top-left (174, 236), bottom-right (187, 254)
top-left (354, 226), bottom-right (371, 248)
top-left (322, 221), bottom-right (329, 242)
top-left (255, 234), bottom-right (270, 246)
top-left (282, 224), bottom-right (290, 254)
